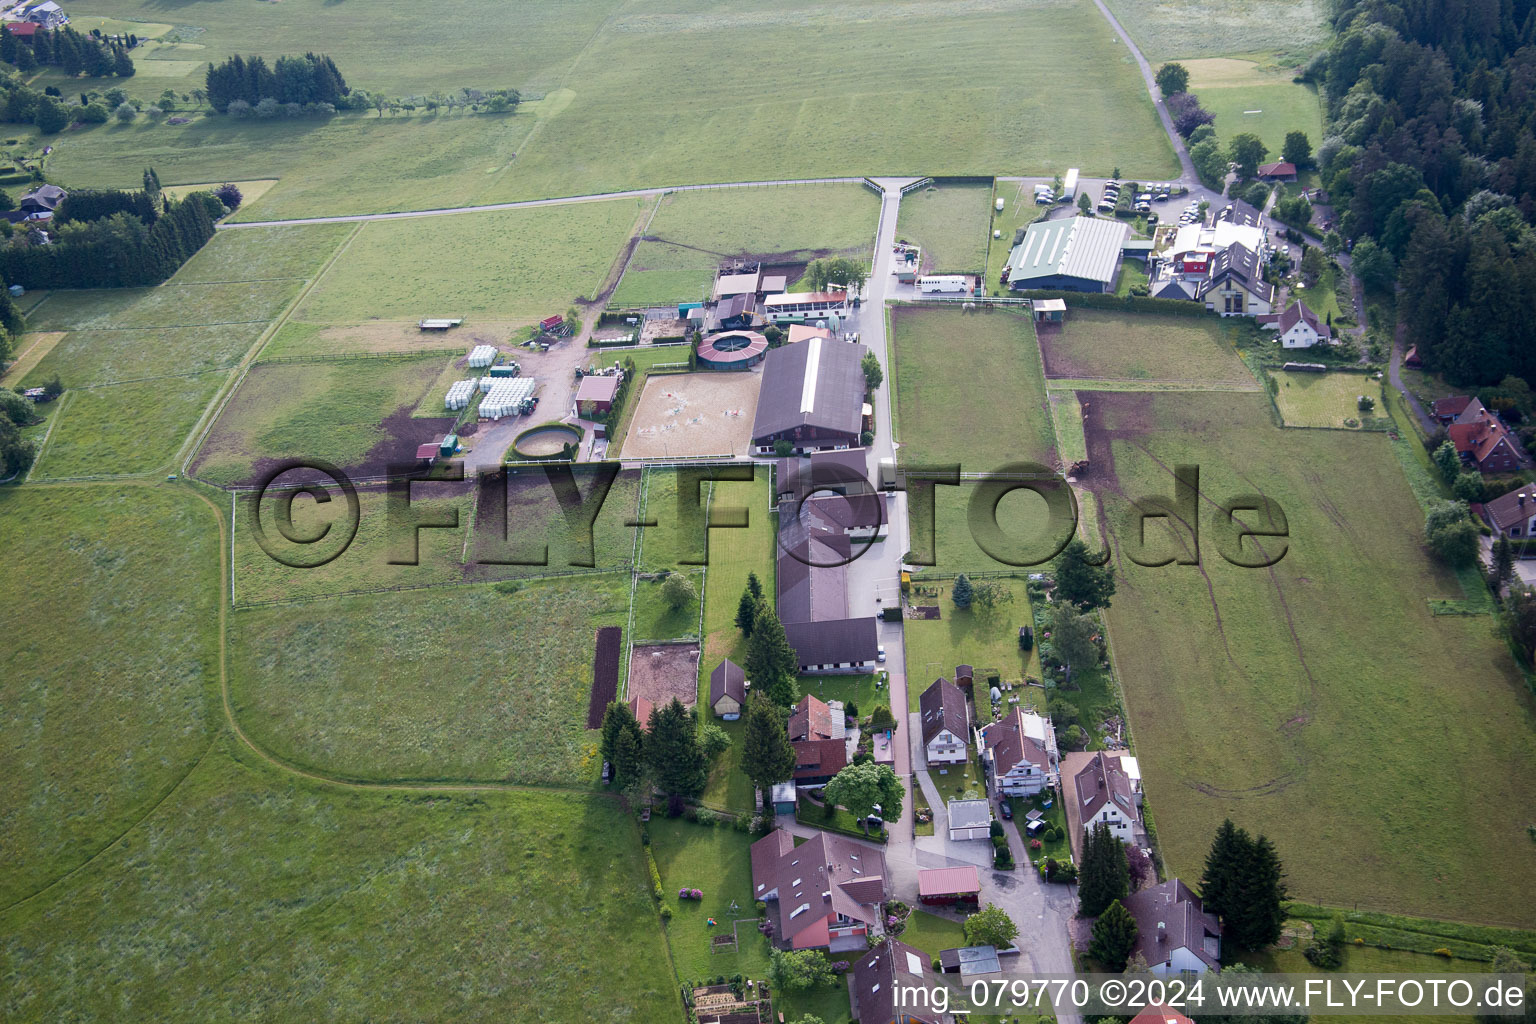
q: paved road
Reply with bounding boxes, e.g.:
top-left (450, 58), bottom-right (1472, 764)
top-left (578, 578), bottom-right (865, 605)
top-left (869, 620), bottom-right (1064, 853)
top-left (1087, 0), bottom-right (1195, 185)
top-left (219, 176), bottom-right (868, 228)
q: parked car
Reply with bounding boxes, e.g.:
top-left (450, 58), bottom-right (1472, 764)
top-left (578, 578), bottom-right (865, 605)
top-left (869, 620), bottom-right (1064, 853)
top-left (1145, 213), bottom-right (1158, 227)
top-left (999, 800), bottom-right (1013, 821)
top-left (1035, 193), bottom-right (1055, 205)
top-left (877, 645), bottom-right (887, 662)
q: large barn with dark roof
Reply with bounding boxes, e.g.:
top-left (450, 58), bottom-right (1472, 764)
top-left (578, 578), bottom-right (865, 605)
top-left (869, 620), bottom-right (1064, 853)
top-left (750, 336), bottom-right (869, 454)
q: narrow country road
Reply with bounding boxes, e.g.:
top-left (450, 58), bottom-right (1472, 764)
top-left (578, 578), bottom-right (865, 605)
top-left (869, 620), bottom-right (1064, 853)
top-left (219, 176), bottom-right (868, 228)
top-left (1388, 291), bottom-right (1436, 434)
top-left (1087, 0), bottom-right (1196, 184)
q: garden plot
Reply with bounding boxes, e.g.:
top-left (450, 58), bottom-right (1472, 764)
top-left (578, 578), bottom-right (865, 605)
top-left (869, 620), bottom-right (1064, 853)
top-left (626, 642), bottom-right (701, 711)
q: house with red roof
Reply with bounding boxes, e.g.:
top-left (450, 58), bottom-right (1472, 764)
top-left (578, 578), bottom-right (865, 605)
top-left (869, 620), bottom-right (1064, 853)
top-left (849, 939), bottom-right (942, 1024)
top-left (788, 694), bottom-right (852, 785)
top-left (1257, 161), bottom-right (1297, 181)
top-left (1447, 398), bottom-right (1526, 473)
top-left (978, 707), bottom-right (1057, 797)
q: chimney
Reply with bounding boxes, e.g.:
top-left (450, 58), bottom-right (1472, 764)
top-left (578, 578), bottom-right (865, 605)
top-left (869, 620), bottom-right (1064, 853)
top-left (1158, 921), bottom-right (1167, 942)
top-left (1521, 494), bottom-right (1527, 508)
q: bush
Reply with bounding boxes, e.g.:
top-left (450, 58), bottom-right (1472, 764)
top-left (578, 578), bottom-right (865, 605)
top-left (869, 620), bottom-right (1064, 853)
top-left (659, 905), bottom-right (672, 921)
top-left (1304, 937), bottom-right (1343, 969)
top-left (78, 103), bottom-right (110, 124)
top-left (113, 102), bottom-right (137, 123)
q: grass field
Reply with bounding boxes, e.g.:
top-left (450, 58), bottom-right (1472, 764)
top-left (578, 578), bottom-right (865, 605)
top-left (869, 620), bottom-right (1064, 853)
top-left (47, 0), bottom-right (1177, 217)
top-left (175, 222), bottom-right (354, 283)
top-left (984, 187), bottom-right (1049, 297)
top-left (43, 111), bottom-right (540, 223)
top-left (896, 183), bottom-right (993, 274)
top-left (1100, 0), bottom-right (1331, 61)
top-left (902, 579), bottom-right (1041, 720)
top-left (1085, 390), bottom-right (1536, 926)
top-left (610, 267), bottom-right (716, 307)
top-left (229, 574), bottom-right (630, 784)
top-left (0, 748), bottom-right (681, 1023)
top-left (293, 200), bottom-right (642, 324)
top-left (633, 570), bottom-right (706, 642)
top-left (1272, 370), bottom-right (1384, 428)
top-left (0, 485), bottom-right (218, 906)
top-left (190, 355), bottom-right (449, 486)
top-left (1036, 309), bottom-right (1258, 387)
top-left (21, 323), bottom-right (266, 389)
top-left (891, 306), bottom-right (1056, 470)
top-left (649, 817), bottom-right (773, 982)
top-left (32, 372), bottom-right (228, 479)
top-left (1184, 57), bottom-right (1325, 157)
top-left (26, 280), bottom-right (301, 333)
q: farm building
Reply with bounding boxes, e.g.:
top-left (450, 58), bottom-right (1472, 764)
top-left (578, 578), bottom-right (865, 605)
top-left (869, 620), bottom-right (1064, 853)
top-left (775, 448), bottom-right (871, 501)
top-left (419, 318), bottom-right (464, 331)
top-left (776, 492), bottom-right (880, 675)
top-left (786, 323), bottom-right (833, 345)
top-left (18, 184), bottom-right (66, 215)
top-left (751, 336), bottom-right (870, 453)
top-left (708, 293), bottom-right (756, 332)
top-left (1032, 298), bottom-right (1066, 322)
top-left (850, 940), bottom-right (939, 1024)
top-left (761, 290), bottom-right (849, 324)
top-left (1004, 215), bottom-right (1130, 292)
top-left (574, 373), bottom-right (621, 417)
top-left (713, 269), bottom-right (760, 299)
top-left (708, 658), bottom-right (746, 719)
top-left (696, 329), bottom-right (768, 370)
top-left (947, 799), bottom-right (993, 842)
top-left (918, 866), bottom-right (980, 907)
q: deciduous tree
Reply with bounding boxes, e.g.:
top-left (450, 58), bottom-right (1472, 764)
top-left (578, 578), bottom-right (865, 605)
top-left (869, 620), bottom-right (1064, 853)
top-left (963, 903), bottom-right (1019, 948)
top-left (769, 949), bottom-right (835, 991)
top-left (823, 761), bottom-right (903, 833)
top-left (1281, 130), bottom-right (1312, 168)
top-left (1049, 603), bottom-right (1099, 681)
top-left (1155, 62), bottom-right (1190, 97)
top-left (661, 570), bottom-right (696, 609)
top-left (1228, 133), bottom-right (1269, 178)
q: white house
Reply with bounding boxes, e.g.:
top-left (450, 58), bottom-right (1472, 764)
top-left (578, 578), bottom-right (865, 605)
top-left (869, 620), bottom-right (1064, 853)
top-left (1075, 750), bottom-right (1143, 845)
top-left (1122, 879), bottom-right (1222, 975)
top-left (978, 707), bottom-right (1057, 797)
top-left (918, 677), bottom-right (968, 766)
top-left (26, 0), bottom-right (67, 28)
top-left (1271, 299), bottom-right (1333, 349)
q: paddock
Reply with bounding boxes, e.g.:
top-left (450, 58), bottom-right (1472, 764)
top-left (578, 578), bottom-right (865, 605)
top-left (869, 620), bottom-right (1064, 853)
top-left (620, 372), bottom-right (761, 459)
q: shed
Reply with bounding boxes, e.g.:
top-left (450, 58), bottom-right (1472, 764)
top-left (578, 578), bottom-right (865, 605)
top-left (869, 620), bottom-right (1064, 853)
top-left (438, 434), bottom-right (458, 458)
top-left (918, 866), bottom-right (981, 906)
top-left (770, 781), bottom-right (797, 816)
top-left (540, 315), bottom-right (565, 333)
top-left (947, 798), bottom-right (993, 841)
top-left (1032, 298), bottom-right (1066, 323)
top-left (415, 442), bottom-right (439, 461)
top-left (709, 658), bottom-right (747, 719)
top-left (418, 318), bottom-right (463, 330)
top-left (574, 373), bottom-right (621, 416)
top-left (760, 274), bottom-right (788, 294)
top-left (939, 945), bottom-right (1003, 977)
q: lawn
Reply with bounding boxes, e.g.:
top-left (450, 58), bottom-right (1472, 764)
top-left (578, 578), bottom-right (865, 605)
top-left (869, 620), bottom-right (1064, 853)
top-left (293, 199), bottom-right (643, 325)
top-left (648, 817), bottom-right (773, 983)
top-left (984, 188), bottom-right (1049, 297)
top-left (31, 372), bottom-right (227, 479)
top-left (1086, 390), bottom-right (1536, 926)
top-left (896, 183), bottom-right (993, 274)
top-left (692, 467), bottom-right (777, 814)
top-left (0, 485), bottom-right (218, 906)
top-left (1271, 369), bottom-right (1384, 429)
top-left (174, 222), bottom-right (354, 283)
top-left (43, 110), bottom-right (540, 223)
top-left (190, 355), bottom-right (450, 486)
top-left (633, 569), bottom-right (706, 642)
top-left (928, 754), bottom-right (988, 805)
top-left (610, 267), bottom-right (716, 308)
top-left (1291, 259), bottom-right (1353, 325)
top-left (1036, 309), bottom-right (1258, 387)
top-left (1184, 57), bottom-right (1325, 157)
top-left (0, 749), bottom-right (681, 1023)
top-left (1100, 0), bottom-right (1331, 61)
top-left (231, 469), bottom-right (642, 604)
top-left (905, 478), bottom-right (1063, 573)
top-left (902, 579), bottom-right (1041, 720)
top-left (228, 574), bottom-right (630, 784)
top-left (890, 306), bottom-right (1056, 470)
top-left (897, 909), bottom-right (968, 961)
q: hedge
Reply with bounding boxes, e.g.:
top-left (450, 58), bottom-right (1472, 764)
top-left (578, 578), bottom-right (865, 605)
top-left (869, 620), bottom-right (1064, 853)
top-left (1009, 289), bottom-right (1217, 318)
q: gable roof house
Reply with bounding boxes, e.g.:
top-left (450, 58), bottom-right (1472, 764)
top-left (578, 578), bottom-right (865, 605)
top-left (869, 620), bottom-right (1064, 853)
top-left (751, 829), bottom-right (887, 951)
top-left (1257, 161), bottom-right (1297, 181)
top-left (1448, 398), bottom-right (1527, 473)
top-left (26, 0), bottom-right (68, 28)
top-left (1122, 878), bottom-right (1223, 975)
top-left (18, 184), bottom-right (67, 215)
top-left (918, 678), bottom-right (969, 765)
top-left (787, 693), bottom-right (854, 784)
top-left (1481, 484), bottom-right (1536, 539)
top-left (751, 336), bottom-right (870, 454)
top-left (850, 939), bottom-right (942, 1024)
top-left (1268, 299), bottom-right (1332, 349)
top-left (1432, 395), bottom-right (1473, 424)
top-left (1197, 243), bottom-right (1275, 317)
top-left (978, 707), bottom-right (1057, 797)
top-left (1072, 751), bottom-right (1144, 856)
top-left (709, 658), bottom-right (746, 719)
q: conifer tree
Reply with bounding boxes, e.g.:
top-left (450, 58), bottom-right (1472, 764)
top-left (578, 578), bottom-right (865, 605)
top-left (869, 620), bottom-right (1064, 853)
top-left (741, 694), bottom-right (796, 809)
top-left (1088, 899), bottom-right (1139, 971)
top-left (1078, 822), bottom-right (1130, 917)
top-left (747, 604), bottom-right (799, 707)
top-left (645, 698), bottom-right (707, 800)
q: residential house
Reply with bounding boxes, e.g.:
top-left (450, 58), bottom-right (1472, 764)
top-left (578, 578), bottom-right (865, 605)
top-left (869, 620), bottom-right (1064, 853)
top-left (1197, 243), bottom-right (1275, 317)
top-left (1256, 161), bottom-right (1297, 182)
top-left (1122, 878), bottom-right (1222, 975)
top-left (850, 939), bottom-right (941, 1024)
top-left (1267, 299), bottom-right (1332, 349)
top-left (788, 693), bottom-right (852, 785)
top-left (1432, 395), bottom-right (1473, 425)
top-left (25, 0), bottom-right (67, 29)
top-left (1480, 484), bottom-right (1536, 539)
top-left (1448, 398), bottom-right (1526, 473)
top-left (1073, 750), bottom-right (1144, 849)
top-left (750, 828), bottom-right (887, 951)
top-left (708, 658), bottom-right (746, 719)
top-left (918, 677), bottom-right (969, 766)
top-left (5, 22), bottom-right (39, 39)
top-left (18, 184), bottom-right (67, 216)
top-left (978, 707), bottom-right (1057, 797)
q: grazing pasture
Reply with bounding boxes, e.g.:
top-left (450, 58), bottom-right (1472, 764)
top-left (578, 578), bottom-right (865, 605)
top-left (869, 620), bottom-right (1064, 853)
top-left (1036, 309), bottom-right (1257, 387)
top-left (32, 372), bottom-right (227, 478)
top-left (1272, 370), bottom-right (1384, 429)
top-left (190, 356), bottom-right (452, 486)
top-left (890, 306), bottom-right (1056, 469)
top-left (0, 753), bottom-right (680, 1024)
top-left (1184, 57), bottom-right (1325, 156)
top-left (896, 183), bottom-right (993, 274)
top-left (1085, 390), bottom-right (1536, 926)
top-left (22, 323), bottom-right (265, 388)
top-left (26, 280), bottom-right (301, 333)
top-left (174, 222), bottom-right (354, 283)
top-left (293, 200), bottom-right (642, 324)
top-left (228, 575), bottom-right (630, 784)
top-left (0, 485), bottom-right (218, 906)
top-left (1100, 0), bottom-right (1330, 61)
